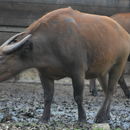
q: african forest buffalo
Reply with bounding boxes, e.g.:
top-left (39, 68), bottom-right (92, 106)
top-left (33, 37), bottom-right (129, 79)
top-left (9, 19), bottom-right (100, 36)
top-left (112, 13), bottom-right (130, 33)
top-left (0, 7), bottom-right (130, 123)
top-left (90, 13), bottom-right (130, 98)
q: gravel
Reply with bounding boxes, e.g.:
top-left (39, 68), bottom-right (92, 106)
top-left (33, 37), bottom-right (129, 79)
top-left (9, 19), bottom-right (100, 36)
top-left (0, 81), bottom-right (129, 130)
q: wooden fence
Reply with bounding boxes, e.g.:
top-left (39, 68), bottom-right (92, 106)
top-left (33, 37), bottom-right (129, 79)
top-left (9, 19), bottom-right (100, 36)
top-left (0, 0), bottom-right (130, 82)
top-left (0, 0), bottom-right (130, 42)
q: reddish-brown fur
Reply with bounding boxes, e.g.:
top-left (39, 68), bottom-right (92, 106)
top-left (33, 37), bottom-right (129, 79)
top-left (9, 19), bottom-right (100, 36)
top-left (27, 7), bottom-right (73, 33)
top-left (90, 12), bottom-right (130, 98)
top-left (0, 8), bottom-right (130, 123)
top-left (112, 13), bottom-right (130, 33)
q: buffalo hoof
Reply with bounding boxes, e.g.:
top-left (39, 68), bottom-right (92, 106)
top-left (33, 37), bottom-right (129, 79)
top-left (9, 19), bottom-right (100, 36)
top-left (38, 117), bottom-right (49, 124)
top-left (95, 113), bottom-right (110, 123)
top-left (78, 112), bottom-right (86, 123)
top-left (78, 118), bottom-right (86, 123)
top-left (95, 117), bottom-right (110, 123)
top-left (91, 90), bottom-right (98, 96)
top-left (125, 93), bottom-right (130, 99)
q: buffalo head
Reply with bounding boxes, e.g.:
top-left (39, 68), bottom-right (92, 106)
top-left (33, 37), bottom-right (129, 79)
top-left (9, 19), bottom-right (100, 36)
top-left (0, 32), bottom-right (33, 81)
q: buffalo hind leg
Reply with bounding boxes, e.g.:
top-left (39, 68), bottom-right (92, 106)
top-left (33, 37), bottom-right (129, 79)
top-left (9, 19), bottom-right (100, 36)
top-left (39, 71), bottom-right (54, 123)
top-left (89, 79), bottom-right (98, 96)
top-left (95, 63), bottom-right (125, 123)
top-left (95, 74), bottom-right (111, 123)
top-left (72, 71), bottom-right (86, 122)
top-left (118, 74), bottom-right (130, 98)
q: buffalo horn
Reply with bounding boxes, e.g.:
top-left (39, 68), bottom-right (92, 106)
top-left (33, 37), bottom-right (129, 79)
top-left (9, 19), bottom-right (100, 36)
top-left (3, 34), bottom-right (32, 54)
top-left (1, 32), bottom-right (25, 47)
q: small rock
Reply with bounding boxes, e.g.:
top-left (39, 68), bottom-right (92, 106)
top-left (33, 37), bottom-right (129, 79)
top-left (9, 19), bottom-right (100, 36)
top-left (23, 112), bottom-right (34, 118)
top-left (0, 114), bottom-right (12, 123)
top-left (92, 123), bottom-right (110, 130)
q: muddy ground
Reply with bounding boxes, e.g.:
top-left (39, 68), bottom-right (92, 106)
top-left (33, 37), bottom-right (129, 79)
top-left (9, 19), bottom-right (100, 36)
top-left (0, 78), bottom-right (129, 130)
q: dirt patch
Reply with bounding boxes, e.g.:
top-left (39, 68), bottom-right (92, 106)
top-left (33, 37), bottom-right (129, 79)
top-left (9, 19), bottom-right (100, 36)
top-left (0, 81), bottom-right (129, 130)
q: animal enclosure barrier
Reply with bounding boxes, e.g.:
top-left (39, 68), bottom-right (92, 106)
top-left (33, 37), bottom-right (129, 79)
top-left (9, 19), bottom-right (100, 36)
top-left (0, 0), bottom-right (130, 82)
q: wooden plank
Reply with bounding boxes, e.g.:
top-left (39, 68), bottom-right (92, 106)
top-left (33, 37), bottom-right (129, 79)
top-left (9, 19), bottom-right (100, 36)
top-left (0, 1), bottom-right (130, 27)
top-left (0, 26), bottom-right (25, 43)
top-left (0, 0), bottom-right (130, 8)
top-left (0, 32), bottom-right (16, 43)
top-left (0, 26), bottom-right (25, 33)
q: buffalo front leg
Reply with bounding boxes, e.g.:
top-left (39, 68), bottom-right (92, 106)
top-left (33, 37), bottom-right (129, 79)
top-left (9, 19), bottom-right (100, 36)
top-left (72, 71), bottom-right (86, 122)
top-left (95, 62), bottom-right (125, 123)
top-left (39, 72), bottom-right (54, 123)
top-left (118, 74), bottom-right (130, 98)
top-left (89, 79), bottom-right (98, 96)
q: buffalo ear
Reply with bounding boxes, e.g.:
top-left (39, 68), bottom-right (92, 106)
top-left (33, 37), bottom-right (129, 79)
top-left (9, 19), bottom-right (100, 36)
top-left (22, 40), bottom-right (33, 52)
top-left (19, 40), bottom-right (33, 57)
